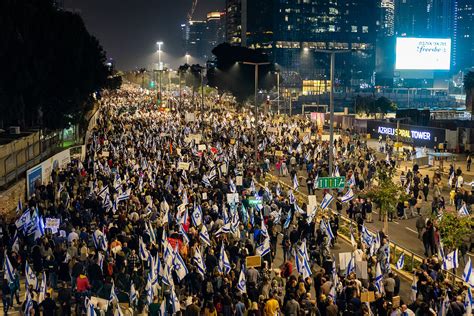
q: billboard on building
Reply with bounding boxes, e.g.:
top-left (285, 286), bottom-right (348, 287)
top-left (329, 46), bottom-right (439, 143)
top-left (395, 38), bottom-right (451, 70)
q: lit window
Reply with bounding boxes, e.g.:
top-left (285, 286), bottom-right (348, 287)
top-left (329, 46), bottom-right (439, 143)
top-left (351, 26), bottom-right (357, 32)
top-left (329, 25), bottom-right (336, 32)
top-left (285, 15), bottom-right (288, 21)
top-left (362, 26), bottom-right (369, 33)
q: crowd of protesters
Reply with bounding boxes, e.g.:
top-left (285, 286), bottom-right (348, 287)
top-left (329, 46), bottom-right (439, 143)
top-left (0, 85), bottom-right (473, 316)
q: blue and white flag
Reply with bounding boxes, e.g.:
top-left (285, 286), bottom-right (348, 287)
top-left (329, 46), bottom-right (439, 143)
top-left (448, 171), bottom-right (454, 187)
top-left (117, 188), bottom-right (131, 202)
top-left (93, 229), bottom-right (108, 252)
top-left (179, 224), bottom-right (190, 244)
top-left (410, 275), bottom-right (418, 303)
top-left (199, 225), bottom-right (211, 247)
top-left (3, 251), bottom-right (15, 284)
top-left (38, 272), bottom-right (47, 303)
top-left (361, 225), bottom-right (373, 246)
top-left (350, 231), bottom-right (357, 248)
top-left (192, 204), bottom-right (203, 227)
top-left (283, 210), bottom-right (292, 229)
top-left (375, 262), bottom-right (384, 294)
top-left (462, 257), bottom-right (474, 286)
top-left (256, 237), bottom-right (271, 257)
top-left (218, 244), bottom-right (231, 274)
top-left (313, 175), bottom-right (319, 190)
top-left (173, 251), bottom-right (188, 281)
top-left (237, 266), bottom-right (246, 293)
top-left (24, 292), bottom-right (34, 316)
top-left (276, 184), bottom-right (281, 197)
top-left (139, 237), bottom-right (150, 261)
top-left (289, 191), bottom-right (296, 205)
top-left (170, 286), bottom-right (181, 313)
top-left (465, 286), bottom-right (474, 315)
top-left (145, 222), bottom-right (156, 244)
top-left (345, 256), bottom-right (355, 277)
top-left (396, 253), bottom-right (405, 270)
top-left (229, 179), bottom-right (237, 193)
top-left (341, 189), bottom-right (355, 203)
top-left (110, 281), bottom-right (119, 303)
top-left (293, 174), bottom-right (299, 190)
top-left (25, 261), bottom-right (38, 291)
top-left (333, 166), bottom-right (340, 177)
top-left (347, 174), bottom-right (356, 187)
top-left (33, 215), bottom-right (45, 240)
top-left (193, 247), bottom-right (206, 277)
top-left (98, 252), bottom-right (104, 271)
top-left (320, 219), bottom-right (335, 240)
top-left (130, 282), bottom-right (138, 306)
top-left (443, 249), bottom-right (459, 270)
top-left (458, 204), bottom-right (470, 216)
top-left (12, 230), bottom-right (19, 254)
top-left (320, 193), bottom-right (334, 210)
top-left (250, 179), bottom-right (256, 193)
top-left (296, 250), bottom-right (312, 279)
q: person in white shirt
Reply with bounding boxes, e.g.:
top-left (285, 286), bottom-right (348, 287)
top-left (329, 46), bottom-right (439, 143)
top-left (67, 228), bottom-right (79, 244)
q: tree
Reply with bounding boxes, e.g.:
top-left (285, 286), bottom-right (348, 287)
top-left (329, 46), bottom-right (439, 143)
top-left (206, 43), bottom-right (276, 104)
top-left (374, 97), bottom-right (397, 119)
top-left (365, 168), bottom-right (408, 233)
top-left (437, 212), bottom-right (474, 251)
top-left (352, 96), bottom-right (396, 118)
top-left (0, 0), bottom-right (111, 130)
top-left (464, 71), bottom-right (474, 114)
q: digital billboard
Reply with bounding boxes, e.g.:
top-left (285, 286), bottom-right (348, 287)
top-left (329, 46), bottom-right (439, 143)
top-left (395, 38), bottom-right (451, 70)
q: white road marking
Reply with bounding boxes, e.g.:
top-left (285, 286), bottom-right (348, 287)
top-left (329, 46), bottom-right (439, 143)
top-left (405, 227), bottom-right (418, 234)
top-left (392, 221), bottom-right (400, 225)
top-left (372, 211), bottom-right (378, 214)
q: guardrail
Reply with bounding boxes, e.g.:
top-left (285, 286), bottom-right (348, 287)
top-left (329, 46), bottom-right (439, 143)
top-left (257, 172), bottom-right (464, 284)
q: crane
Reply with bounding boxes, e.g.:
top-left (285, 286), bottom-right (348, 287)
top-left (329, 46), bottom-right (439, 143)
top-left (187, 0), bottom-right (198, 21)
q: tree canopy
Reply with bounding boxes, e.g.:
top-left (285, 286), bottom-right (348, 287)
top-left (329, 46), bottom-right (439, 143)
top-left (206, 43), bottom-right (277, 104)
top-left (464, 71), bottom-right (474, 114)
top-left (354, 95), bottom-right (397, 118)
top-left (0, 0), bottom-right (111, 130)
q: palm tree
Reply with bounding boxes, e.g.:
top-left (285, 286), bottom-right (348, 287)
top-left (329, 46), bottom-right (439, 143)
top-left (464, 71), bottom-right (474, 114)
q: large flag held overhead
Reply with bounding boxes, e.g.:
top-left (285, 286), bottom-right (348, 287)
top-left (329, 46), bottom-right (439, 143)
top-left (442, 249), bottom-right (459, 270)
top-left (193, 247), bottom-right (206, 277)
top-left (218, 244), bottom-right (231, 274)
top-left (375, 262), bottom-right (384, 294)
top-left (462, 257), bottom-right (474, 286)
top-left (3, 251), bottom-right (15, 284)
top-left (199, 225), bottom-right (211, 247)
top-left (320, 193), bottom-right (334, 210)
top-left (237, 266), bottom-right (247, 293)
top-left (340, 188), bottom-right (355, 203)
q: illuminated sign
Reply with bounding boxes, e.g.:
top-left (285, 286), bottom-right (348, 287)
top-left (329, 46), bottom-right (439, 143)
top-left (377, 126), bottom-right (431, 140)
top-left (395, 37), bottom-right (451, 70)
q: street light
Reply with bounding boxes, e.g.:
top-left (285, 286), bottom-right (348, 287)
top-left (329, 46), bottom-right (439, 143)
top-left (274, 69), bottom-right (281, 115)
top-left (156, 41), bottom-right (164, 105)
top-left (314, 49), bottom-right (353, 175)
top-left (185, 53), bottom-right (191, 65)
top-left (242, 61), bottom-right (270, 162)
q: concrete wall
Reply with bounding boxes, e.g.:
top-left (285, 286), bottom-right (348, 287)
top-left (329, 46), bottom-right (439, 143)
top-left (0, 179), bottom-right (25, 219)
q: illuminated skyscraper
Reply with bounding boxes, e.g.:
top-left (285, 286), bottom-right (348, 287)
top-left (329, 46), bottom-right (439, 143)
top-left (455, 0), bottom-right (474, 71)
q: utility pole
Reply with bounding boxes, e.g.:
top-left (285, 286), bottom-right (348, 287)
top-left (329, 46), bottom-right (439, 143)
top-left (243, 61), bottom-right (270, 163)
top-left (314, 49), bottom-right (352, 175)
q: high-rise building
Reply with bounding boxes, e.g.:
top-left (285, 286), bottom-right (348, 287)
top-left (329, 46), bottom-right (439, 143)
top-left (394, 0), bottom-right (429, 37)
top-left (206, 12), bottom-right (226, 55)
top-left (182, 20), bottom-right (207, 61)
top-left (455, 0), bottom-right (474, 71)
top-left (380, 0), bottom-right (395, 37)
top-left (225, 0), bottom-right (242, 45)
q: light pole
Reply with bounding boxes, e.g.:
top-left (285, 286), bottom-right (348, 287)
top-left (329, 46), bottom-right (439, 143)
top-left (314, 49), bottom-right (352, 175)
top-left (275, 70), bottom-right (280, 115)
top-left (156, 41), bottom-right (164, 105)
top-left (243, 61), bottom-right (270, 162)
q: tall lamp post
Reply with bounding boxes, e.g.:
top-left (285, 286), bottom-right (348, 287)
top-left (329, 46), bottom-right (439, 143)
top-left (156, 41), bottom-right (164, 104)
top-left (243, 61), bottom-right (270, 162)
top-left (274, 70), bottom-right (281, 115)
top-left (314, 49), bottom-right (352, 175)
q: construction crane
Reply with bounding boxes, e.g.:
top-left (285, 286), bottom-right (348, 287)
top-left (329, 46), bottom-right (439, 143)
top-left (187, 0), bottom-right (198, 21)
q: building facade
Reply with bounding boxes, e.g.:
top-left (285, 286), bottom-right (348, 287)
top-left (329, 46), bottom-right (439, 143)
top-left (455, 0), bottom-right (474, 71)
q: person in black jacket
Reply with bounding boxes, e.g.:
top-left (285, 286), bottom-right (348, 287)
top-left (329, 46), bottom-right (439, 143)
top-left (40, 292), bottom-right (57, 316)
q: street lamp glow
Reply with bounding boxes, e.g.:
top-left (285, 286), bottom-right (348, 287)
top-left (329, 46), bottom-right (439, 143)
top-left (185, 54), bottom-right (190, 64)
top-left (303, 47), bottom-right (309, 52)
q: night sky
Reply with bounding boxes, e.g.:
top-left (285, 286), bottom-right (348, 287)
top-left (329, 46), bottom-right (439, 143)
top-left (66, 0), bottom-right (224, 70)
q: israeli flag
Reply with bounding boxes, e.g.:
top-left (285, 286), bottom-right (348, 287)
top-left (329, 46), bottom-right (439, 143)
top-left (350, 231), bottom-right (357, 248)
top-left (283, 210), bottom-right (292, 229)
top-left (293, 174), bottom-right (299, 190)
top-left (218, 244), bottom-right (231, 274)
top-left (276, 184), bottom-right (281, 197)
top-left (237, 266), bottom-right (246, 293)
top-left (341, 189), bottom-right (355, 203)
top-left (465, 286), bottom-right (474, 315)
top-left (294, 202), bottom-right (305, 214)
top-left (139, 237), bottom-right (150, 261)
top-left (443, 249), bottom-right (459, 270)
top-left (257, 237), bottom-right (271, 257)
top-left (98, 252), bottom-right (104, 271)
top-left (38, 271), bottom-right (47, 303)
top-left (24, 292), bottom-right (34, 316)
top-left (361, 226), bottom-right (373, 246)
top-left (462, 257), bottom-right (474, 286)
top-left (231, 211), bottom-right (240, 232)
top-left (117, 188), bottom-right (131, 202)
top-left (375, 262), bottom-right (384, 294)
top-left (199, 225), bottom-right (211, 247)
top-left (296, 250), bottom-right (312, 279)
top-left (178, 208), bottom-right (188, 226)
top-left (320, 219), bottom-right (335, 240)
top-left (313, 175), bottom-right (319, 190)
top-left (448, 171), bottom-right (454, 187)
top-left (193, 247), bottom-right (206, 277)
top-left (333, 166), bottom-right (340, 177)
top-left (170, 286), bottom-right (181, 313)
top-left (145, 276), bottom-right (153, 305)
top-left (33, 215), bottom-right (45, 240)
top-left (25, 261), bottom-right (38, 291)
top-left (130, 282), bottom-right (138, 306)
top-left (320, 193), bottom-right (334, 210)
top-left (145, 222), bottom-right (156, 244)
top-left (12, 230), bottom-right (19, 254)
top-left (229, 179), bottom-right (237, 193)
top-left (192, 205), bottom-right (203, 227)
top-left (3, 251), bottom-right (15, 284)
top-left (110, 281), bottom-right (119, 303)
top-left (298, 240), bottom-right (310, 262)
top-left (410, 275), bottom-right (418, 303)
top-left (345, 256), bottom-right (355, 277)
top-left (396, 253), bottom-right (405, 270)
top-left (173, 251), bottom-right (189, 281)
top-left (93, 229), bottom-right (108, 252)
top-left (179, 224), bottom-right (190, 244)
top-left (202, 175), bottom-right (211, 187)
top-left (250, 179), bottom-right (256, 193)
top-left (458, 204), bottom-right (470, 217)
